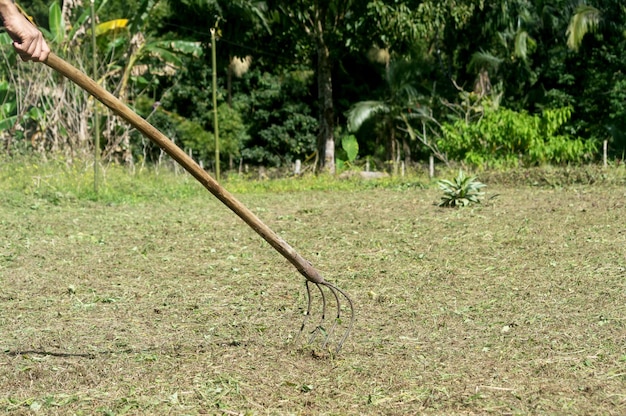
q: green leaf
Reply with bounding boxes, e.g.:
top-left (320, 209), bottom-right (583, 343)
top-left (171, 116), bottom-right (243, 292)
top-left (149, 40), bottom-right (203, 57)
top-left (28, 107), bottom-right (45, 122)
top-left (48, 1), bottom-right (65, 45)
top-left (468, 51), bottom-right (503, 72)
top-left (567, 5), bottom-right (601, 51)
top-left (1, 101), bottom-right (16, 116)
top-left (0, 115), bottom-right (17, 131)
top-left (142, 45), bottom-right (183, 67)
top-left (514, 30), bottom-right (532, 60)
top-left (0, 32), bottom-right (12, 46)
top-left (341, 135), bottom-right (359, 163)
top-left (346, 101), bottom-right (389, 132)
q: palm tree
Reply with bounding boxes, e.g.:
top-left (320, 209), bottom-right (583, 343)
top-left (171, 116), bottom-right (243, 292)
top-left (563, 0), bottom-right (626, 154)
top-left (566, 4), bottom-right (601, 51)
top-left (347, 48), bottom-right (433, 170)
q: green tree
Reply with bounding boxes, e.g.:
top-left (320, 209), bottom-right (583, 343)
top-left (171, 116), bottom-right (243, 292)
top-left (431, 0), bottom-right (624, 159)
top-left (266, 0), bottom-right (372, 173)
top-left (169, 0), bottom-right (271, 103)
top-left (178, 103), bottom-right (248, 167)
top-left (439, 105), bottom-right (596, 167)
top-left (562, 0), bottom-right (626, 154)
top-left (239, 67), bottom-right (318, 167)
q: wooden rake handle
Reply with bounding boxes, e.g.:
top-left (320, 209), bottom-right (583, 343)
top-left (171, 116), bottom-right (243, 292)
top-left (44, 52), bottom-right (325, 284)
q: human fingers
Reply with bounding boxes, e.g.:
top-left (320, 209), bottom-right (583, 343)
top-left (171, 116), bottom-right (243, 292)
top-left (26, 36), bottom-right (43, 61)
top-left (38, 40), bottom-right (50, 62)
top-left (14, 34), bottom-right (49, 62)
top-left (13, 40), bottom-right (31, 61)
top-left (14, 39), bottom-right (36, 61)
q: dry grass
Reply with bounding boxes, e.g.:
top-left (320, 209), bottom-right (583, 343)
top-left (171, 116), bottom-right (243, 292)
top-left (1, 185), bottom-right (625, 415)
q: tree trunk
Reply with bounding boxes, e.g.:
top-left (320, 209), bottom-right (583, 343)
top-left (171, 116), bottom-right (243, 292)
top-left (389, 124), bottom-right (396, 165)
top-left (316, 35), bottom-right (335, 174)
top-left (227, 56), bottom-right (233, 108)
top-left (403, 136), bottom-right (411, 167)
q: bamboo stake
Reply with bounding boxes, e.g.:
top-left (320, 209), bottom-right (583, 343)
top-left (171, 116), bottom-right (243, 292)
top-left (211, 27), bottom-right (220, 181)
top-left (90, 0), bottom-right (100, 194)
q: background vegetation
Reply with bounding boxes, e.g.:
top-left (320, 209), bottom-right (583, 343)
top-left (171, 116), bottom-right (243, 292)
top-left (1, 0), bottom-right (624, 175)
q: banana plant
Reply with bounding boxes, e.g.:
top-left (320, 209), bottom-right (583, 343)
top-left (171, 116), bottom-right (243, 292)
top-left (0, 76), bottom-right (17, 135)
top-left (0, 0), bottom-right (205, 162)
top-left (114, 0), bottom-right (203, 102)
top-left (44, 0), bottom-right (202, 103)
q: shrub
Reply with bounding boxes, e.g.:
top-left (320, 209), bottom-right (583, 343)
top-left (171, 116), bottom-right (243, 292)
top-left (439, 106), bottom-right (597, 168)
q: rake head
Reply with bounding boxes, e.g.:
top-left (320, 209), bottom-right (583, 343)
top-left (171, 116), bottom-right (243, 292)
top-left (296, 279), bottom-right (355, 354)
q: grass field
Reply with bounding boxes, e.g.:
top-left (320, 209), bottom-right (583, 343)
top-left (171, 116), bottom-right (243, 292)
top-left (1, 166), bottom-right (625, 415)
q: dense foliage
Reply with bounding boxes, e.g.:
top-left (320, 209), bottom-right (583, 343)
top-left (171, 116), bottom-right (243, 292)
top-left (1, 0), bottom-right (624, 171)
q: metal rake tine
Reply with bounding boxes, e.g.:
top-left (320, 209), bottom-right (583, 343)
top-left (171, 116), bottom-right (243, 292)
top-left (320, 281), bottom-right (355, 353)
top-left (296, 280), bottom-right (328, 346)
top-left (320, 282), bottom-right (342, 350)
top-left (295, 280), bottom-right (314, 345)
top-left (306, 282), bottom-right (328, 345)
top-left (299, 280), bottom-right (314, 332)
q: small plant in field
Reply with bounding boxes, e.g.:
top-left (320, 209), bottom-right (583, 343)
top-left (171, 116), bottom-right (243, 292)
top-left (438, 170), bottom-right (486, 207)
top-left (335, 135), bottom-right (359, 172)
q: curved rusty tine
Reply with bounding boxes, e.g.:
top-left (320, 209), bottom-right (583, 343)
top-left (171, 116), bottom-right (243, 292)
top-left (306, 282), bottom-right (328, 345)
top-left (320, 281), bottom-right (355, 353)
top-left (299, 281), bottom-right (314, 332)
top-left (300, 280), bottom-right (355, 353)
top-left (320, 283), bottom-right (342, 349)
top-left (43, 53), bottom-right (355, 353)
top-left (295, 280), bottom-right (314, 345)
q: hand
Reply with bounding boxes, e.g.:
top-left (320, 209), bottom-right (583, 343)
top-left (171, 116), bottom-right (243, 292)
top-left (1, 4), bottom-right (50, 62)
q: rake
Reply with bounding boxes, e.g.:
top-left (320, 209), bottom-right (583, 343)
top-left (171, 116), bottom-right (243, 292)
top-left (42, 53), bottom-right (355, 353)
